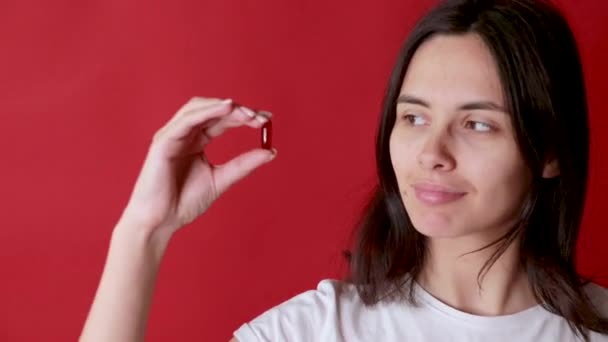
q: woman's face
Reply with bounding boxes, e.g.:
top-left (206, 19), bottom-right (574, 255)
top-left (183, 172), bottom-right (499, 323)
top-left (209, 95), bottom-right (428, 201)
top-left (389, 33), bottom-right (532, 241)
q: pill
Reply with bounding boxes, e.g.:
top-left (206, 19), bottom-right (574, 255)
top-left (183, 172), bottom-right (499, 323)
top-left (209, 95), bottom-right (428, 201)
top-left (261, 120), bottom-right (272, 149)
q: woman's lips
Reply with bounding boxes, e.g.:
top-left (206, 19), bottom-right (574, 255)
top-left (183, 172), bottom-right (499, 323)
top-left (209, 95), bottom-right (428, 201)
top-left (411, 183), bottom-right (467, 205)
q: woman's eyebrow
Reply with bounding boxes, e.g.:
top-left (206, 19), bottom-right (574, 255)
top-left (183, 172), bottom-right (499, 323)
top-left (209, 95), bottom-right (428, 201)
top-left (396, 94), bottom-right (506, 113)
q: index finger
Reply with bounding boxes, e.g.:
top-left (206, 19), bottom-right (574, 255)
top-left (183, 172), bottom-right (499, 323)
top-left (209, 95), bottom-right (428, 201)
top-left (159, 99), bottom-right (234, 142)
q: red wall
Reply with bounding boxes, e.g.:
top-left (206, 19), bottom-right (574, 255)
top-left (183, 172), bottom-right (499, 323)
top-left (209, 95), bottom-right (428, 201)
top-left (0, 0), bottom-right (606, 340)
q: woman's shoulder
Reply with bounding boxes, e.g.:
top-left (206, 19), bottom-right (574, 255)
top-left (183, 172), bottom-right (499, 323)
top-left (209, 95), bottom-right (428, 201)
top-left (233, 279), bottom-right (363, 342)
top-left (583, 281), bottom-right (608, 318)
top-left (268, 278), bottom-right (364, 315)
top-left (274, 278), bottom-right (362, 306)
top-left (311, 278), bottom-right (359, 299)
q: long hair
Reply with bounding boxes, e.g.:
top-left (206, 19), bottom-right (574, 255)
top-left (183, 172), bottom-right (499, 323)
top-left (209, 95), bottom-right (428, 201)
top-left (343, 0), bottom-right (608, 340)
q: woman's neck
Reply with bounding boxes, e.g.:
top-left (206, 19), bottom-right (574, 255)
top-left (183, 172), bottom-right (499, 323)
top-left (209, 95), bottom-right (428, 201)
top-left (416, 235), bottom-right (538, 316)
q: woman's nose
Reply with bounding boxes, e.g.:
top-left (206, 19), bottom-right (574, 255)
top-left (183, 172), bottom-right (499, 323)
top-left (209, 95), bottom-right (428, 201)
top-left (416, 130), bottom-right (456, 171)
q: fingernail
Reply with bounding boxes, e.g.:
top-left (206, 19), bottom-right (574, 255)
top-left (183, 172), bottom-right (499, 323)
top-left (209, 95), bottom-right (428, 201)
top-left (268, 148), bottom-right (278, 160)
top-left (257, 110), bottom-right (273, 119)
top-left (255, 114), bottom-right (269, 124)
top-left (221, 98), bottom-right (233, 105)
top-left (239, 106), bottom-right (256, 118)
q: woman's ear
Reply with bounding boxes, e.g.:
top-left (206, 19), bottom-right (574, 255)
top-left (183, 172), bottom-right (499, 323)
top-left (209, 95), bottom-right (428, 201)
top-left (542, 157), bottom-right (560, 178)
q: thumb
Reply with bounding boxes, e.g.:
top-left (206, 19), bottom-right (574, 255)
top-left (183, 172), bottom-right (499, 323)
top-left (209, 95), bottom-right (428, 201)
top-left (213, 148), bottom-right (277, 196)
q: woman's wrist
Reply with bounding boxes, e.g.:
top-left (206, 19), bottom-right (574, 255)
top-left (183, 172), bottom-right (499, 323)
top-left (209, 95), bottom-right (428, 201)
top-left (112, 218), bottom-right (174, 263)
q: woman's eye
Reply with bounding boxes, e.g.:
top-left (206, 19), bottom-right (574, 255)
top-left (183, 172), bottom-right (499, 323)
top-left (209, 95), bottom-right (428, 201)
top-left (465, 121), bottom-right (493, 132)
top-left (403, 114), bottom-right (427, 126)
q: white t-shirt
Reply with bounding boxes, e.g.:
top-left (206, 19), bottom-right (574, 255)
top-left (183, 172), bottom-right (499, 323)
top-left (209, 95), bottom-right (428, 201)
top-left (234, 279), bottom-right (608, 342)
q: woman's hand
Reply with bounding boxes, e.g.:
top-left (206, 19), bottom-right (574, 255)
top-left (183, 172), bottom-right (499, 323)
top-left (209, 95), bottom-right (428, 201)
top-left (79, 97), bottom-right (276, 342)
top-left (118, 97), bottom-right (276, 238)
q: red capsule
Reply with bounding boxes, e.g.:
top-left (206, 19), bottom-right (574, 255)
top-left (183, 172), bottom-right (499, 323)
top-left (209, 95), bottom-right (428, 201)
top-left (261, 119), bottom-right (272, 149)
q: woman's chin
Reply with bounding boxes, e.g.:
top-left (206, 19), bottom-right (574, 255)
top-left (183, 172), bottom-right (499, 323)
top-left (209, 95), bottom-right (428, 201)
top-left (410, 215), bottom-right (465, 239)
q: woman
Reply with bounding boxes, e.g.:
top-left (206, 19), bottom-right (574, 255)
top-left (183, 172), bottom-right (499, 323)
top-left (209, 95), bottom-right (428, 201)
top-left (80, 0), bottom-right (608, 341)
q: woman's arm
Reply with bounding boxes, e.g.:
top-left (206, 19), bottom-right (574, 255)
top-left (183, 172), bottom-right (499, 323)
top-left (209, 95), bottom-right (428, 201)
top-left (79, 97), bottom-right (275, 342)
top-left (79, 220), bottom-right (170, 342)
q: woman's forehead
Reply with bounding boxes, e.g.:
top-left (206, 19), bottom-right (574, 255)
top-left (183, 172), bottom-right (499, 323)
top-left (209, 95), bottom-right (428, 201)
top-left (399, 33), bottom-right (506, 109)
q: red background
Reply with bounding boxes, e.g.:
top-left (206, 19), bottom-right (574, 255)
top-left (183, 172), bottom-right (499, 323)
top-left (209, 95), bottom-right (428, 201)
top-left (0, 0), bottom-right (606, 341)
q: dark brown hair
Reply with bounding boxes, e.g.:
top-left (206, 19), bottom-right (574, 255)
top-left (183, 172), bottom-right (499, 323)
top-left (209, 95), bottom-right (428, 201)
top-left (344, 0), bottom-right (608, 340)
